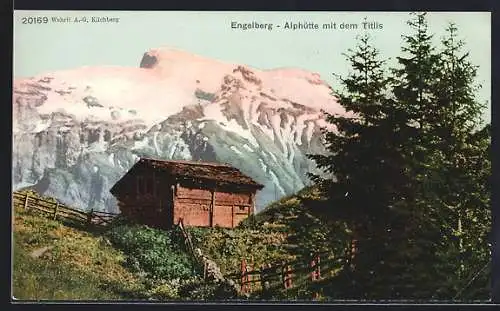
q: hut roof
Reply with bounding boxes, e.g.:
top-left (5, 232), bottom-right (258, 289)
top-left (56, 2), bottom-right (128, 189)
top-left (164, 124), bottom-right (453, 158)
top-left (111, 157), bottom-right (264, 194)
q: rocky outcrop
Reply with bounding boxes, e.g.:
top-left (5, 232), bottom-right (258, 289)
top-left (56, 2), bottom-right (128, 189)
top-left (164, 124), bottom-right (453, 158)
top-left (194, 247), bottom-right (239, 294)
top-left (29, 246), bottom-right (54, 259)
top-left (12, 47), bottom-right (343, 212)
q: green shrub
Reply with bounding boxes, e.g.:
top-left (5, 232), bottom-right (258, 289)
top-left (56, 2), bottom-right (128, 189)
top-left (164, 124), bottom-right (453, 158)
top-left (106, 224), bottom-right (199, 281)
top-left (145, 279), bottom-right (181, 300)
top-left (107, 215), bottom-right (134, 228)
top-left (177, 277), bottom-right (238, 301)
top-left (187, 227), bottom-right (291, 276)
top-left (185, 227), bottom-right (211, 245)
top-left (237, 214), bottom-right (259, 230)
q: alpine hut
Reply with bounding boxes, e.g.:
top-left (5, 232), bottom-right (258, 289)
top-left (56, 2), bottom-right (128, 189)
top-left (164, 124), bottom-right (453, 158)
top-left (109, 157), bottom-right (264, 229)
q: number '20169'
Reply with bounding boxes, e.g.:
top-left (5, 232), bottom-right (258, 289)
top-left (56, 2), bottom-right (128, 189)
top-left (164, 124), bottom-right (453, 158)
top-left (21, 17), bottom-right (49, 24)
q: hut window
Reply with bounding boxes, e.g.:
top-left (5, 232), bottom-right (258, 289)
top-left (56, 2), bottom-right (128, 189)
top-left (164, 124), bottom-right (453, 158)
top-left (239, 206), bottom-right (246, 211)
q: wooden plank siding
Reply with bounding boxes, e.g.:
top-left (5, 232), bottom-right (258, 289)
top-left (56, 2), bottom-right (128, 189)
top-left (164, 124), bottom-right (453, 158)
top-left (110, 158), bottom-right (264, 229)
top-left (173, 184), bottom-right (254, 228)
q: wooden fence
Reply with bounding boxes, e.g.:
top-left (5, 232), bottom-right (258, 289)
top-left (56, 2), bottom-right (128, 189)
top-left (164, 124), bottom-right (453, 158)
top-left (228, 252), bottom-right (334, 298)
top-left (177, 218), bottom-right (196, 258)
top-left (174, 217), bottom-right (337, 298)
top-left (12, 191), bottom-right (119, 227)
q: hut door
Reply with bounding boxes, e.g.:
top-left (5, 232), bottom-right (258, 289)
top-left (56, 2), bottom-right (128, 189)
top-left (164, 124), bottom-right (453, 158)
top-left (157, 180), bottom-right (173, 229)
top-left (164, 185), bottom-right (174, 228)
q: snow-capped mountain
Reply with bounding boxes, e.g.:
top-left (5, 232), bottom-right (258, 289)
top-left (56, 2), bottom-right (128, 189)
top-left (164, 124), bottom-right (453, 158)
top-left (12, 47), bottom-right (344, 212)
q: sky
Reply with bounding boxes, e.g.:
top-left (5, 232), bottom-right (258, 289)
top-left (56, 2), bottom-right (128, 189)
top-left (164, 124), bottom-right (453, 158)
top-left (13, 11), bottom-right (491, 123)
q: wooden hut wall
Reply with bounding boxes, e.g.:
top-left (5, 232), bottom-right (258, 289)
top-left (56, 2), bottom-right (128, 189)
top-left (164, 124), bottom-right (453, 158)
top-left (173, 183), bottom-right (211, 227)
top-left (173, 182), bottom-right (256, 228)
top-left (116, 168), bottom-right (175, 229)
top-left (114, 166), bottom-right (260, 229)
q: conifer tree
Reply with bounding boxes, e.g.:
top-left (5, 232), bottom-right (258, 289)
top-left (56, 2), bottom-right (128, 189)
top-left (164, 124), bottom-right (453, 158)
top-left (308, 12), bottom-right (490, 300)
top-left (429, 22), bottom-right (491, 299)
top-left (308, 32), bottom-right (416, 299)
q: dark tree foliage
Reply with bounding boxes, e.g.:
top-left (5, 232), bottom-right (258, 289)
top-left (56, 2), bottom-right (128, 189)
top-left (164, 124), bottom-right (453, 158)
top-left (429, 23), bottom-right (491, 300)
top-left (307, 12), bottom-right (491, 300)
top-left (308, 31), bottom-right (419, 299)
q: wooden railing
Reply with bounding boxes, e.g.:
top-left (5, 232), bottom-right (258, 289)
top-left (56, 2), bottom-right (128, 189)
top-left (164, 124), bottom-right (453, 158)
top-left (177, 218), bottom-right (196, 258)
top-left (12, 191), bottom-right (119, 227)
top-left (226, 251), bottom-right (335, 298)
top-left (177, 218), bottom-right (212, 279)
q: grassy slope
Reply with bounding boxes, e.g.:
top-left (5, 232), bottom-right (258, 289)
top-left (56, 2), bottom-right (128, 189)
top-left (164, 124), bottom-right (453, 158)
top-left (246, 186), bottom-right (324, 225)
top-left (188, 186), bottom-right (330, 278)
top-left (12, 186), bottom-right (330, 300)
top-left (188, 227), bottom-right (293, 276)
top-left (12, 207), bottom-right (144, 300)
top-left (227, 186), bottom-right (344, 299)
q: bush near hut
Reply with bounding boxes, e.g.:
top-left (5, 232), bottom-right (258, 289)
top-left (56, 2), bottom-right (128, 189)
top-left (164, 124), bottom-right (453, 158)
top-left (12, 187), bottom-right (341, 301)
top-left (12, 191), bottom-right (207, 301)
top-left (187, 226), bottom-right (293, 277)
top-left (105, 224), bottom-right (200, 281)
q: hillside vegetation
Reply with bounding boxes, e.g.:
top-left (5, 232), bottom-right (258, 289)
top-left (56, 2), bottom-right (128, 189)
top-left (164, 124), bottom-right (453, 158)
top-left (13, 206), bottom-right (143, 300)
top-left (184, 186), bottom-right (348, 300)
top-left (187, 227), bottom-right (292, 276)
top-left (13, 190), bottom-right (311, 301)
top-left (13, 204), bottom-right (219, 300)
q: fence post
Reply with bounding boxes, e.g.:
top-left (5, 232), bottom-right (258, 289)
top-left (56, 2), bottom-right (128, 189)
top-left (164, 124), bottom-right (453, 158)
top-left (282, 264), bottom-right (286, 289)
top-left (316, 254), bottom-right (321, 280)
top-left (351, 239), bottom-right (358, 262)
top-left (312, 291), bottom-right (319, 300)
top-left (24, 193), bottom-right (30, 211)
top-left (87, 209), bottom-right (94, 226)
top-left (282, 263), bottom-right (292, 289)
top-left (203, 261), bottom-right (208, 280)
top-left (284, 264), bottom-right (293, 289)
top-left (310, 254), bottom-right (314, 281)
top-left (311, 254), bottom-right (321, 299)
top-left (311, 254), bottom-right (321, 281)
top-left (259, 264), bottom-right (265, 291)
top-left (53, 202), bottom-right (59, 220)
top-left (249, 256), bottom-right (254, 293)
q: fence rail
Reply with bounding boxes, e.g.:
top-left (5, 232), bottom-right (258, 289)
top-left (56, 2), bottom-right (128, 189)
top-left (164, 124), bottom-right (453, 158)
top-left (12, 191), bottom-right (119, 228)
top-left (230, 251), bottom-right (336, 298)
top-left (13, 191), bottom-right (338, 299)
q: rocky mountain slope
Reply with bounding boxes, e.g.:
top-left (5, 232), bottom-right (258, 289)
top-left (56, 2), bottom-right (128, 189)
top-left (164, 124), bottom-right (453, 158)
top-left (12, 47), bottom-right (343, 213)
